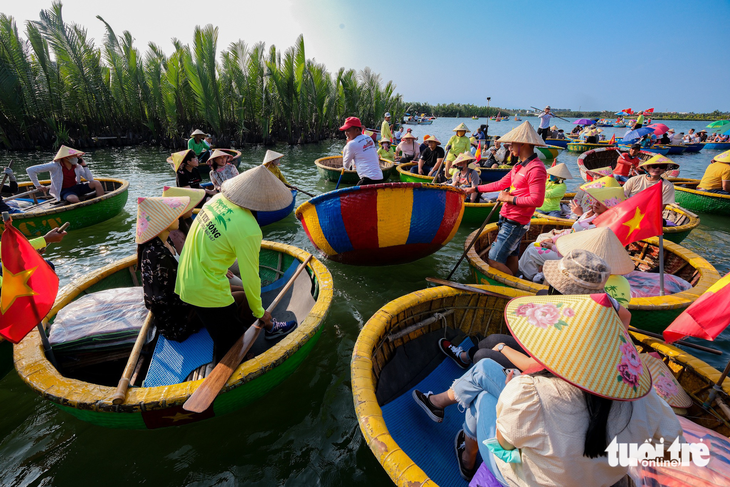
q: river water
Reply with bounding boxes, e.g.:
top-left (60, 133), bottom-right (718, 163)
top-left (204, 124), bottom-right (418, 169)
top-left (0, 117), bottom-right (728, 486)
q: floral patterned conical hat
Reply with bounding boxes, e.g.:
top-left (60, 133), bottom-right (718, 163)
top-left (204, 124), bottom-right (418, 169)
top-left (135, 197), bottom-right (190, 244)
top-left (641, 352), bottom-right (693, 409)
top-left (505, 294), bottom-right (652, 400)
top-left (53, 145), bottom-right (85, 161)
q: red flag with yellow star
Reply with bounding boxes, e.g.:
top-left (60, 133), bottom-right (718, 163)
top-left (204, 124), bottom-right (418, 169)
top-left (0, 222), bottom-right (59, 343)
top-left (593, 181), bottom-right (663, 246)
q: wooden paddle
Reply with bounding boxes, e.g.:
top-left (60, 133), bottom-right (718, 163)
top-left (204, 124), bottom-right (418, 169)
top-left (446, 201), bottom-right (502, 280)
top-left (335, 167), bottom-right (346, 190)
top-left (111, 311), bottom-right (154, 405)
top-left (285, 184), bottom-right (315, 198)
top-left (530, 106), bottom-right (571, 124)
top-left (4, 188), bottom-right (43, 202)
top-left (183, 254), bottom-right (313, 413)
top-left (430, 148), bottom-right (450, 183)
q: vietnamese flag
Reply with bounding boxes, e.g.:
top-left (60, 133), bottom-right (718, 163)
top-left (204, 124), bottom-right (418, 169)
top-left (609, 133), bottom-right (616, 145)
top-left (644, 108), bottom-right (655, 114)
top-left (0, 222), bottom-right (59, 343)
top-left (663, 272), bottom-right (730, 343)
top-left (474, 141), bottom-right (482, 162)
top-left (624, 108), bottom-right (634, 115)
top-left (593, 182), bottom-right (663, 246)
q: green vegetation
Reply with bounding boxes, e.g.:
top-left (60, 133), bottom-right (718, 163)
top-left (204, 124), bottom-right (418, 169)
top-left (541, 109), bottom-right (729, 121)
top-left (405, 102), bottom-right (512, 118)
top-left (0, 2), bottom-right (405, 150)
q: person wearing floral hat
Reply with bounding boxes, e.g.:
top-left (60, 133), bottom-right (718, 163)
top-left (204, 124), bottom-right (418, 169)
top-left (339, 116), bottom-right (384, 185)
top-left (415, 292), bottom-right (682, 484)
top-left (26, 145), bottom-right (105, 203)
top-left (161, 186), bottom-right (206, 253)
top-left (175, 166), bottom-right (297, 362)
top-left (623, 154), bottom-right (679, 205)
top-left (697, 149), bottom-right (730, 194)
top-left (208, 149), bottom-right (239, 192)
top-left (136, 196), bottom-right (202, 342)
top-left (443, 123), bottom-right (471, 176)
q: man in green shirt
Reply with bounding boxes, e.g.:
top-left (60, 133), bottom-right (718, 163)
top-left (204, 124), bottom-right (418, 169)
top-left (174, 166), bottom-right (296, 361)
top-left (188, 129), bottom-right (211, 164)
top-left (381, 112), bottom-right (392, 142)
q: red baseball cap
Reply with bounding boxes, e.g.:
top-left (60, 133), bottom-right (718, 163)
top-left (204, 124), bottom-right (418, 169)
top-left (339, 117), bottom-right (363, 131)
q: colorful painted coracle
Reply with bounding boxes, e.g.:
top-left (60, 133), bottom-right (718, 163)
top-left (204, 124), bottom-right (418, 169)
top-left (352, 283), bottom-right (730, 486)
top-left (0, 178), bottom-right (129, 238)
top-left (395, 161), bottom-right (509, 185)
top-left (13, 242), bottom-right (333, 429)
top-left (465, 219), bottom-right (720, 334)
top-left (672, 179), bottom-right (730, 215)
top-left (576, 147), bottom-right (680, 182)
top-left (295, 182), bottom-right (465, 265)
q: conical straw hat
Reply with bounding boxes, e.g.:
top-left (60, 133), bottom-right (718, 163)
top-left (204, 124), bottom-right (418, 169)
top-left (452, 123), bottom-right (470, 132)
top-left (162, 186), bottom-right (205, 214)
top-left (496, 121), bottom-right (547, 147)
top-left (505, 293), bottom-right (652, 400)
top-left (171, 149), bottom-right (193, 172)
top-left (263, 150), bottom-right (284, 165)
top-left (401, 132), bottom-right (417, 140)
top-left (53, 145), bottom-right (85, 161)
top-left (208, 149), bottom-right (230, 163)
top-left (714, 149), bottom-right (730, 163)
top-left (426, 136), bottom-right (441, 145)
top-left (546, 163), bottom-right (573, 180)
top-left (135, 196), bottom-right (190, 244)
top-left (556, 226), bottom-right (635, 275)
top-left (221, 165), bottom-right (293, 211)
top-left (190, 129), bottom-right (206, 137)
top-left (641, 353), bottom-right (692, 409)
top-left (580, 175), bottom-right (620, 191)
top-left (584, 186), bottom-right (626, 208)
top-left (638, 154), bottom-right (679, 171)
top-left (452, 152), bottom-right (476, 165)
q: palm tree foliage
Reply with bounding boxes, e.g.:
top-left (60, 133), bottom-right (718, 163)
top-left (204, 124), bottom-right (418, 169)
top-left (0, 2), bottom-right (404, 149)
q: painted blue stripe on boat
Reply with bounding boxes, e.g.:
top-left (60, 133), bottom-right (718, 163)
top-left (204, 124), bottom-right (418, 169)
top-left (406, 187), bottom-right (445, 245)
top-left (314, 195), bottom-right (353, 253)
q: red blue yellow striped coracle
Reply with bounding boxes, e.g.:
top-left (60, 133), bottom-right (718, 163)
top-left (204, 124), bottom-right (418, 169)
top-left (295, 182), bottom-right (465, 265)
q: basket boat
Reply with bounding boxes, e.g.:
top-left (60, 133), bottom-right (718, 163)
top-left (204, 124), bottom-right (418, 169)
top-left (396, 161), bottom-right (509, 185)
top-left (544, 138), bottom-right (568, 148)
top-left (313, 155), bottom-right (394, 184)
top-left (703, 142), bottom-right (730, 151)
top-left (351, 283), bottom-right (730, 486)
top-left (295, 182), bottom-right (465, 265)
top-left (566, 141), bottom-right (616, 152)
top-left (665, 144), bottom-right (687, 155)
top-left (166, 148), bottom-right (241, 177)
top-left (534, 198), bottom-right (699, 244)
top-left (576, 147), bottom-right (680, 182)
top-left (535, 145), bottom-right (564, 161)
top-left (683, 143), bottom-right (704, 153)
top-left (14, 242), bottom-right (332, 429)
top-left (618, 144), bottom-right (670, 155)
top-left (673, 179), bottom-right (730, 215)
top-left (0, 178), bottom-right (129, 238)
top-left (192, 189), bottom-right (296, 227)
top-left (465, 218), bottom-right (719, 333)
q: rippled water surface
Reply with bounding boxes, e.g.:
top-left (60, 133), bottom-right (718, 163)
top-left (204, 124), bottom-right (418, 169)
top-left (0, 117), bottom-right (728, 486)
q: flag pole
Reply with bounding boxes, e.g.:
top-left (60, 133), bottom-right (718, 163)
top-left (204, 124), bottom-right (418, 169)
top-left (659, 234), bottom-right (665, 296)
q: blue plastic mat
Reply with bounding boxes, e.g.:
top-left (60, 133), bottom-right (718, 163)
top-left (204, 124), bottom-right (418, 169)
top-left (143, 328), bottom-right (214, 387)
top-left (380, 338), bottom-right (475, 487)
top-left (261, 260), bottom-right (298, 293)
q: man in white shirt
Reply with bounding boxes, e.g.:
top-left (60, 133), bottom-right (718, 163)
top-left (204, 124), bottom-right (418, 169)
top-left (537, 106), bottom-right (555, 140)
top-left (340, 117), bottom-right (385, 185)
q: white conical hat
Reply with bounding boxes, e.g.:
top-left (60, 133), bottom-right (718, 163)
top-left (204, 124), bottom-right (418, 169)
top-left (53, 145), bottom-right (85, 161)
top-left (452, 122), bottom-right (470, 132)
top-left (497, 121), bottom-right (547, 147)
top-left (221, 165), bottom-right (293, 211)
top-left (190, 129), bottom-right (206, 137)
top-left (208, 149), bottom-right (230, 163)
top-left (262, 150), bottom-right (284, 165)
top-left (555, 226), bottom-right (635, 275)
top-left (546, 163), bottom-right (573, 180)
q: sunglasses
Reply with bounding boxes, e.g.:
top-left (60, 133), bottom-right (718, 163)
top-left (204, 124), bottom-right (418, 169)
top-left (648, 165), bottom-right (669, 170)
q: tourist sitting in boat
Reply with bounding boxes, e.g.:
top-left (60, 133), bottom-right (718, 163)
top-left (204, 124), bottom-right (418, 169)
top-left (161, 186), bottom-right (206, 253)
top-left (535, 163), bottom-right (573, 218)
top-left (208, 149), bottom-right (239, 192)
top-left (377, 139), bottom-right (396, 162)
top-left (683, 129), bottom-right (698, 144)
top-left (173, 149), bottom-right (216, 202)
top-left (623, 155), bottom-right (678, 206)
top-left (418, 134), bottom-right (430, 154)
top-left (469, 137), bottom-right (479, 157)
top-left (444, 123), bottom-right (471, 175)
top-left (260, 150), bottom-right (289, 187)
top-left (175, 166), bottom-right (297, 362)
top-left (669, 129), bottom-right (684, 145)
top-left (412, 136), bottom-right (444, 176)
top-left (698, 129), bottom-right (708, 142)
top-left (136, 195), bottom-right (205, 342)
top-left (395, 132), bottom-right (420, 163)
top-left (583, 125), bottom-right (600, 144)
top-left (697, 150), bottom-right (730, 194)
top-left (613, 144), bottom-right (641, 183)
top-left (570, 125), bottom-right (582, 136)
top-left (188, 129), bottom-right (211, 164)
top-left (472, 126), bottom-right (486, 141)
top-left (464, 121), bottom-right (547, 276)
top-left (414, 291), bottom-right (680, 484)
top-left (659, 132), bottom-right (671, 145)
top-left (393, 125), bottom-right (402, 144)
top-left (0, 167), bottom-right (23, 214)
top-left (339, 117), bottom-right (385, 185)
top-left (548, 125), bottom-right (559, 138)
top-left (27, 145), bottom-right (105, 204)
top-left (449, 153), bottom-right (480, 203)
top-left (484, 137), bottom-right (507, 168)
top-left (554, 129), bottom-right (566, 139)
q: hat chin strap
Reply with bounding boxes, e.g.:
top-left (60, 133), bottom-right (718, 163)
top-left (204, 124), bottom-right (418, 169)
top-left (558, 260), bottom-right (605, 290)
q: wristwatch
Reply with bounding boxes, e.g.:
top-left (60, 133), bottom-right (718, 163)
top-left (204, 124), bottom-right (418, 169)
top-left (496, 343), bottom-right (505, 352)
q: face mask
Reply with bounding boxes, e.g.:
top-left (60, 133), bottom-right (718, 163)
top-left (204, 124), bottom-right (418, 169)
top-left (68, 157), bottom-right (79, 165)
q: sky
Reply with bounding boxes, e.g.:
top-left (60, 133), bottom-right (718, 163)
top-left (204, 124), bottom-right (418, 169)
top-left (4, 0), bottom-right (730, 113)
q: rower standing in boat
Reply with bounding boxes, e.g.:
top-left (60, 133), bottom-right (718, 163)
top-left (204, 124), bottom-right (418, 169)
top-left (208, 149), bottom-right (239, 192)
top-left (175, 166), bottom-right (297, 362)
top-left (613, 144), bottom-right (641, 183)
top-left (697, 150), bottom-right (730, 195)
top-left (188, 129), bottom-right (211, 164)
top-left (537, 106), bottom-right (555, 141)
top-left (340, 117), bottom-right (385, 185)
top-left (136, 196), bottom-right (203, 342)
top-left (464, 121), bottom-right (548, 276)
top-left (27, 145), bottom-right (105, 203)
top-left (623, 155), bottom-right (679, 206)
top-left (381, 112), bottom-right (393, 143)
top-left (444, 123), bottom-right (471, 176)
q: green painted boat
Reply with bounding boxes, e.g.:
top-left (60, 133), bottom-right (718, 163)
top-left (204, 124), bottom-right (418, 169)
top-left (166, 148), bottom-right (241, 177)
top-left (0, 178), bottom-right (129, 238)
top-left (14, 241), bottom-right (333, 429)
top-left (673, 179), bottom-right (730, 215)
top-left (465, 218), bottom-right (719, 334)
top-left (396, 162), bottom-right (509, 185)
top-left (314, 155), bottom-right (394, 184)
top-left (535, 144), bottom-right (564, 161)
top-left (566, 141), bottom-right (616, 152)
